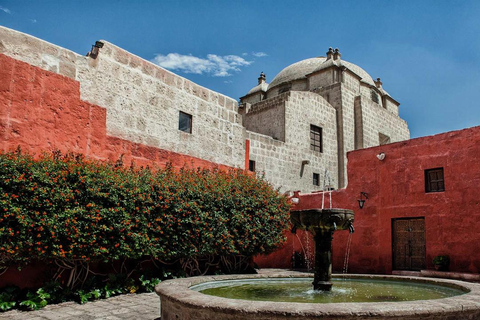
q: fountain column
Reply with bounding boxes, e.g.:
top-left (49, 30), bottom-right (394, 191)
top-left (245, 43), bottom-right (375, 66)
top-left (312, 229), bottom-right (334, 291)
top-left (290, 208), bottom-right (354, 291)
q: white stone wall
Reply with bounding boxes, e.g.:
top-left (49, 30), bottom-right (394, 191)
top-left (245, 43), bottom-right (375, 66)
top-left (76, 42), bottom-right (246, 168)
top-left (308, 69), bottom-right (335, 90)
top-left (359, 96), bottom-right (410, 148)
top-left (384, 98), bottom-right (399, 115)
top-left (290, 80), bottom-right (308, 92)
top-left (243, 94), bottom-right (287, 141)
top-left (341, 71), bottom-right (361, 93)
top-left (0, 26), bottom-right (85, 81)
top-left (241, 92), bottom-right (263, 104)
top-left (285, 92), bottom-right (338, 190)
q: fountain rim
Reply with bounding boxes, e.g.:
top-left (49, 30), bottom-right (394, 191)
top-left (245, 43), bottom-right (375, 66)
top-left (155, 270), bottom-right (480, 317)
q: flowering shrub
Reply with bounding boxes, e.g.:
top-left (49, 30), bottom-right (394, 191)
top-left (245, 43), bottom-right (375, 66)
top-left (0, 150), bottom-right (290, 288)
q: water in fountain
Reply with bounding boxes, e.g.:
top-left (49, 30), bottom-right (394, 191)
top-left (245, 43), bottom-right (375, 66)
top-left (342, 232), bottom-right (353, 274)
top-left (194, 277), bottom-right (465, 303)
top-left (304, 231), bottom-right (313, 271)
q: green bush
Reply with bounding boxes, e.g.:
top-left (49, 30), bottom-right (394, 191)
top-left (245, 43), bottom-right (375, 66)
top-left (0, 150), bottom-right (290, 288)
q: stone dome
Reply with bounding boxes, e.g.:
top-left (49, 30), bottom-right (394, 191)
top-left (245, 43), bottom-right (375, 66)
top-left (268, 54), bottom-right (377, 92)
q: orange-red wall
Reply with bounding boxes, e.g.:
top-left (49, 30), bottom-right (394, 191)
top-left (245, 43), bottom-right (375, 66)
top-left (258, 126), bottom-right (480, 274)
top-left (0, 53), bottom-right (227, 170)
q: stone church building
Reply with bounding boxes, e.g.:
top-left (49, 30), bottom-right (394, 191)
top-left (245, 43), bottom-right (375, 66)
top-left (0, 26), bottom-right (408, 194)
top-left (240, 48), bottom-right (409, 190)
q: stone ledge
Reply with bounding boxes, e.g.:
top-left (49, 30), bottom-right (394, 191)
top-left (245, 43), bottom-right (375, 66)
top-left (420, 269), bottom-right (480, 282)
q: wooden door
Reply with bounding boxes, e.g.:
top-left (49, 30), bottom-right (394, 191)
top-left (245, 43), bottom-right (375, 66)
top-left (392, 218), bottom-right (426, 270)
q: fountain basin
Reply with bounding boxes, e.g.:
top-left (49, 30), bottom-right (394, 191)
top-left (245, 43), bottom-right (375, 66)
top-left (290, 208), bottom-right (354, 232)
top-left (155, 270), bottom-right (480, 320)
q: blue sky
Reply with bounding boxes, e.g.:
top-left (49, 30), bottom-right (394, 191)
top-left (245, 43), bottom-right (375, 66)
top-left (1, 1), bottom-right (480, 138)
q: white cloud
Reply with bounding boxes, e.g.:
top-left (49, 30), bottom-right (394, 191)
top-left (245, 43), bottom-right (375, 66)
top-left (252, 51), bottom-right (268, 57)
top-left (0, 6), bottom-right (11, 14)
top-left (30, 19), bottom-right (37, 23)
top-left (152, 53), bottom-right (251, 77)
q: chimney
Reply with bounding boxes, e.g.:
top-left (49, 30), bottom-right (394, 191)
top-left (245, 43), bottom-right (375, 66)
top-left (326, 47), bottom-right (334, 60)
top-left (333, 48), bottom-right (341, 61)
top-left (258, 72), bottom-right (266, 85)
top-left (374, 78), bottom-right (383, 88)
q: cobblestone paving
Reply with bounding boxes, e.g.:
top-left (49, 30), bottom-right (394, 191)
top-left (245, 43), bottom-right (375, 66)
top-left (0, 292), bottom-right (160, 320)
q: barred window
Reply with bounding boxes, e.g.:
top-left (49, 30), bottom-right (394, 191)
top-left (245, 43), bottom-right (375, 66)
top-left (313, 173), bottom-right (320, 186)
top-left (310, 125), bottom-right (322, 153)
top-left (425, 168), bottom-right (445, 193)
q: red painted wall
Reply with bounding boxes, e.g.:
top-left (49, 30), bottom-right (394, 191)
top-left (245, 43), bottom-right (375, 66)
top-left (0, 53), bottom-right (227, 170)
top-left (258, 127), bottom-right (480, 275)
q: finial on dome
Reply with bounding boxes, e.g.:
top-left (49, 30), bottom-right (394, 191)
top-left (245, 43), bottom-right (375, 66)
top-left (374, 77), bottom-right (383, 88)
top-left (258, 71), bottom-right (266, 85)
top-left (333, 48), bottom-right (341, 61)
top-left (326, 47), bottom-right (334, 60)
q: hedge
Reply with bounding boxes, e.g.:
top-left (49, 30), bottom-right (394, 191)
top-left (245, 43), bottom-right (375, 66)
top-left (0, 150), bottom-right (290, 289)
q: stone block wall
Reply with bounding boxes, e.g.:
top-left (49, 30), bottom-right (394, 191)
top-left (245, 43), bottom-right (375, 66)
top-left (308, 69), bottom-right (334, 90)
top-left (341, 71), bottom-right (361, 93)
top-left (243, 93), bottom-right (287, 142)
top-left (359, 96), bottom-right (410, 148)
top-left (284, 91), bottom-right (338, 190)
top-left (384, 97), bottom-right (400, 115)
top-left (0, 27), bottom-right (80, 80)
top-left (77, 42), bottom-right (245, 168)
top-left (245, 91), bottom-right (337, 193)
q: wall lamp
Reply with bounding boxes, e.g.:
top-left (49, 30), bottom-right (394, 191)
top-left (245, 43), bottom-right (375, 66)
top-left (89, 41), bottom-right (104, 59)
top-left (358, 192), bottom-right (368, 209)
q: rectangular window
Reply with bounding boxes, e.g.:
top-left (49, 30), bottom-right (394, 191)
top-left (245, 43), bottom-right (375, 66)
top-left (425, 168), bottom-right (445, 193)
top-left (179, 111), bottom-right (192, 133)
top-left (248, 160), bottom-right (256, 172)
top-left (371, 90), bottom-right (379, 103)
top-left (310, 125), bottom-right (322, 153)
top-left (313, 173), bottom-right (320, 186)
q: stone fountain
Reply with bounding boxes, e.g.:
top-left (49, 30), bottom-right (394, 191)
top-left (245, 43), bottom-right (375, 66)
top-left (155, 188), bottom-right (480, 319)
top-left (290, 208), bottom-right (354, 290)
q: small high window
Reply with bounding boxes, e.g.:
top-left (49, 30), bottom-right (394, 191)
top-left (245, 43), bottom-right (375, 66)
top-left (179, 111), bottom-right (192, 133)
top-left (248, 160), bottom-right (256, 172)
top-left (313, 173), bottom-right (320, 186)
top-left (371, 90), bottom-right (379, 103)
top-left (425, 168), bottom-right (445, 193)
top-left (310, 125), bottom-right (322, 153)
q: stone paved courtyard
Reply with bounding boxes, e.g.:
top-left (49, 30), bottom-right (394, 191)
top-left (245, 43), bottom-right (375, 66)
top-left (0, 292), bottom-right (160, 320)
